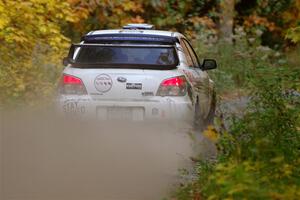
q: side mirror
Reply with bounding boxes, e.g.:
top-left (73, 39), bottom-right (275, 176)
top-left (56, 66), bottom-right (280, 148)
top-left (202, 59), bottom-right (217, 70)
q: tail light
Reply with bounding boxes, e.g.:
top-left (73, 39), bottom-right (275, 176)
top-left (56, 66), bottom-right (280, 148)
top-left (156, 76), bottom-right (187, 96)
top-left (58, 74), bottom-right (87, 95)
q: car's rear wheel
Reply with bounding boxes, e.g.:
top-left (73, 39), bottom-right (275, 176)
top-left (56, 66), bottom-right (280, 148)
top-left (204, 92), bottom-right (216, 127)
top-left (193, 98), bottom-right (205, 131)
top-left (194, 93), bottom-right (216, 131)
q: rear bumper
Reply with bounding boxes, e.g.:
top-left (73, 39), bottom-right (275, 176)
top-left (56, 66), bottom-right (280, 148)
top-left (56, 95), bottom-right (193, 121)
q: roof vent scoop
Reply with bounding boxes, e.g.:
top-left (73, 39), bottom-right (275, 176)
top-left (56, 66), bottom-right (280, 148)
top-left (123, 23), bottom-right (155, 30)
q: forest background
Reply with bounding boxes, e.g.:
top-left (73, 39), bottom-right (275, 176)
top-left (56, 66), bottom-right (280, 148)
top-left (0, 0), bottom-right (299, 199)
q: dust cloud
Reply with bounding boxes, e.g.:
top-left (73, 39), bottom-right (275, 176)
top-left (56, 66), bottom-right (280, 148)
top-left (0, 109), bottom-right (215, 200)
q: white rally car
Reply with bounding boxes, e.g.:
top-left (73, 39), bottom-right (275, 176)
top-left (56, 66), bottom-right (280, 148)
top-left (58, 24), bottom-right (217, 127)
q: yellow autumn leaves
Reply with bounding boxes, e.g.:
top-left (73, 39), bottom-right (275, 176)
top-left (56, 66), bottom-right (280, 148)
top-left (0, 0), bottom-right (77, 105)
top-left (205, 159), bottom-right (300, 200)
top-left (203, 125), bottom-right (219, 142)
top-left (0, 0), bottom-right (76, 48)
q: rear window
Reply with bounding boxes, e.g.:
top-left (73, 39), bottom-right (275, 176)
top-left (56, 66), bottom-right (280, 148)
top-left (71, 45), bottom-right (179, 69)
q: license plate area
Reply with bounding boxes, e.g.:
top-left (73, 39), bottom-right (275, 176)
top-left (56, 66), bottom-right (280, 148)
top-left (97, 106), bottom-right (145, 121)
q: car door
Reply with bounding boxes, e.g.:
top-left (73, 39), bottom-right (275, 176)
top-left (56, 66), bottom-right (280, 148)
top-left (180, 38), bottom-right (212, 118)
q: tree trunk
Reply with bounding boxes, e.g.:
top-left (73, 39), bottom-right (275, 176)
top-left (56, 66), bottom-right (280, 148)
top-left (219, 0), bottom-right (235, 42)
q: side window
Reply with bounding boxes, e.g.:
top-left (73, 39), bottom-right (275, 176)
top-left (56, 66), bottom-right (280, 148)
top-left (179, 39), bottom-right (194, 67)
top-left (182, 39), bottom-right (200, 68)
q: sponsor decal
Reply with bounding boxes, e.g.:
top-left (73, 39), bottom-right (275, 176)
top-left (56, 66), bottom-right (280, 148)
top-left (117, 76), bottom-right (127, 83)
top-left (63, 99), bottom-right (86, 114)
top-left (94, 74), bottom-right (113, 93)
top-left (142, 92), bottom-right (154, 96)
top-left (126, 83), bottom-right (142, 90)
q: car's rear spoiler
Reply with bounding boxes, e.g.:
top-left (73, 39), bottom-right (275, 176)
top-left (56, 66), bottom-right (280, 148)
top-left (70, 43), bottom-right (175, 48)
top-left (81, 34), bottom-right (179, 44)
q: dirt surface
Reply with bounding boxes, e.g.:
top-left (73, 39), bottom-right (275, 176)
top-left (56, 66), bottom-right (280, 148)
top-left (0, 95), bottom-right (248, 200)
top-left (0, 111), bottom-right (208, 200)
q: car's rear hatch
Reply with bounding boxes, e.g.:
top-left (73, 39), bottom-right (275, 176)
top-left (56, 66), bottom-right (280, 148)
top-left (63, 33), bottom-right (181, 100)
top-left (63, 68), bottom-right (181, 100)
top-left (62, 67), bottom-right (183, 121)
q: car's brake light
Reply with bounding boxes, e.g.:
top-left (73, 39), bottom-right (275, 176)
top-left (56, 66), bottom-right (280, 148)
top-left (63, 75), bottom-right (82, 85)
top-left (59, 74), bottom-right (87, 95)
top-left (156, 76), bottom-right (187, 96)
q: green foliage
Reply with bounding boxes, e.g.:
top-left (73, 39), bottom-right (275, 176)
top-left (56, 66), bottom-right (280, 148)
top-left (256, 0), bottom-right (292, 15)
top-left (215, 62), bottom-right (300, 160)
top-left (0, 0), bottom-right (299, 199)
top-left (174, 29), bottom-right (300, 200)
top-left (236, 0), bottom-right (300, 47)
top-left (193, 27), bottom-right (286, 94)
top-left (0, 0), bottom-right (76, 105)
top-left (197, 158), bottom-right (300, 200)
top-left (286, 26), bottom-right (300, 43)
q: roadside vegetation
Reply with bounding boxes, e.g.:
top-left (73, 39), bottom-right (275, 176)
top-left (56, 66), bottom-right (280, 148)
top-left (0, 0), bottom-right (299, 199)
top-left (175, 29), bottom-right (300, 200)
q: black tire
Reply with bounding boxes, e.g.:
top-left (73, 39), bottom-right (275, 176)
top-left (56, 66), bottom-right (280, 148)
top-left (193, 98), bottom-right (205, 131)
top-left (204, 92), bottom-right (216, 127)
top-left (194, 93), bottom-right (216, 131)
